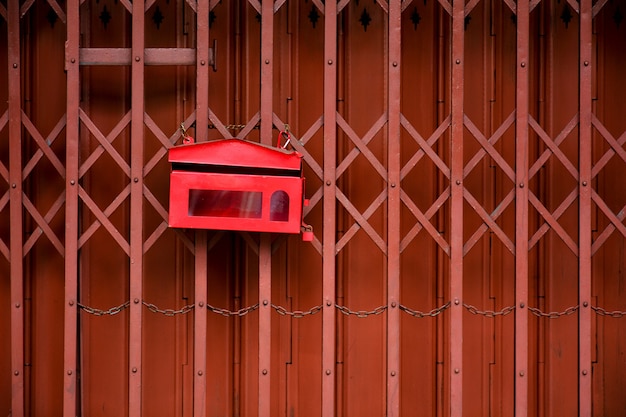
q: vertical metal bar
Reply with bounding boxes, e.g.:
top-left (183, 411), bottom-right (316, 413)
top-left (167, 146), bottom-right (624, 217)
top-left (515, 0), bottom-right (530, 415)
top-left (578, 0), bottom-right (592, 414)
top-left (259, 1), bottom-right (274, 416)
top-left (322, 0), bottom-right (337, 415)
top-left (387, 1), bottom-right (401, 416)
top-left (64, 0), bottom-right (80, 413)
top-left (8, 0), bottom-right (24, 414)
top-left (193, 231), bottom-right (208, 417)
top-left (194, 0), bottom-right (210, 415)
top-left (129, 0), bottom-right (145, 413)
top-left (450, 0), bottom-right (465, 414)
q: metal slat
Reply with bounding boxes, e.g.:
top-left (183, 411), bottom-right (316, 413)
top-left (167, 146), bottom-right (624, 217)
top-left (322, 1), bottom-right (337, 415)
top-left (387, 1), bottom-right (401, 416)
top-left (129, 0), bottom-right (145, 413)
top-left (515, 0), bottom-right (530, 415)
top-left (8, 0), bottom-right (24, 414)
top-left (450, 0), bottom-right (465, 414)
top-left (578, 0), bottom-right (593, 414)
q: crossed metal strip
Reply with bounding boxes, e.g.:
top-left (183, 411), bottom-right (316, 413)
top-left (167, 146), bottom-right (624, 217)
top-left (336, 187), bottom-right (388, 255)
top-left (400, 114), bottom-right (451, 180)
top-left (528, 114), bottom-right (579, 180)
top-left (529, 188), bottom-right (578, 250)
top-left (400, 188), bottom-right (450, 255)
top-left (22, 192), bottom-right (65, 256)
top-left (20, 0), bottom-right (66, 22)
top-left (461, 113), bottom-right (517, 254)
top-left (21, 111), bottom-right (66, 179)
top-left (591, 115), bottom-right (626, 178)
top-left (591, 190), bottom-right (626, 255)
top-left (143, 111), bottom-right (195, 176)
top-left (529, 191), bottom-right (579, 255)
top-left (336, 113), bottom-right (389, 181)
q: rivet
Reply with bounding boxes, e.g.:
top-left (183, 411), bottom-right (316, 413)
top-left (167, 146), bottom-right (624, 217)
top-left (391, 302), bottom-right (397, 308)
top-left (391, 371), bottom-right (396, 376)
top-left (582, 181), bottom-right (587, 186)
top-left (68, 300), bottom-right (74, 306)
top-left (326, 369), bottom-right (331, 375)
top-left (12, 183), bottom-right (16, 188)
top-left (328, 60), bottom-right (333, 65)
top-left (134, 298), bottom-right (140, 304)
top-left (135, 56), bottom-right (140, 62)
top-left (455, 59), bottom-right (460, 64)
top-left (392, 61), bottom-right (398, 67)
top-left (519, 371), bottom-right (525, 377)
top-left (454, 298), bottom-right (460, 305)
top-left (67, 370), bottom-right (73, 375)
top-left (263, 299), bottom-right (268, 306)
top-left (15, 303), bottom-right (20, 308)
top-left (265, 59), bottom-right (270, 64)
top-left (520, 302), bottom-right (525, 308)
top-left (454, 368), bottom-right (460, 374)
top-left (390, 183), bottom-right (396, 188)
top-left (14, 370), bottom-right (19, 376)
top-left (456, 180), bottom-right (461, 185)
top-left (326, 180), bottom-right (331, 186)
top-left (519, 182), bottom-right (525, 188)
top-left (521, 62), bottom-right (526, 68)
top-left (582, 369), bottom-right (588, 375)
top-left (198, 370), bottom-right (203, 376)
top-left (326, 300), bottom-right (332, 307)
top-left (583, 301), bottom-right (588, 307)
top-left (134, 177), bottom-right (139, 183)
top-left (13, 63), bottom-right (18, 68)
top-left (132, 367), bottom-right (137, 373)
top-left (262, 369), bottom-right (268, 375)
top-left (199, 301), bottom-right (204, 307)
top-left (70, 180), bottom-right (75, 185)
top-left (584, 61), bottom-right (589, 66)
top-left (71, 58), bottom-right (76, 64)
top-left (200, 60), bottom-right (206, 66)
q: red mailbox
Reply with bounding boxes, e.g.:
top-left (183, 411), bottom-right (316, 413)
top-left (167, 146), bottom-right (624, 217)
top-left (168, 138), bottom-right (312, 240)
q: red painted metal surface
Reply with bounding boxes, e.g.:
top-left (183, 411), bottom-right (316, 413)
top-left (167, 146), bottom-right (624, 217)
top-left (1, 1), bottom-right (626, 416)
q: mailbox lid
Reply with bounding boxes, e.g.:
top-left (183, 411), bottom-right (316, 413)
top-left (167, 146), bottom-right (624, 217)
top-left (168, 138), bottom-right (302, 171)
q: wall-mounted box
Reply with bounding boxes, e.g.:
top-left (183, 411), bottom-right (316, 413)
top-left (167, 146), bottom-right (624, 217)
top-left (169, 139), bottom-right (311, 239)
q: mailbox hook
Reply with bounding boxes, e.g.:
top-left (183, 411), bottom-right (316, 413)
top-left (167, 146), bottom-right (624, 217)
top-left (180, 123), bottom-right (195, 144)
top-left (277, 126), bottom-right (291, 150)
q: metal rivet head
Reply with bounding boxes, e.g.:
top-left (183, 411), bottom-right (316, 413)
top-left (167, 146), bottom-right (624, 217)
top-left (455, 59), bottom-right (460, 64)
top-left (519, 371), bottom-right (525, 377)
top-left (519, 182), bottom-right (525, 188)
top-left (200, 60), bottom-right (206, 66)
top-left (70, 180), bottom-right (75, 185)
top-left (520, 302), bottom-right (525, 308)
top-left (68, 300), bottom-right (74, 306)
top-left (582, 369), bottom-right (588, 375)
top-left (135, 56), bottom-right (140, 62)
top-left (391, 371), bottom-right (396, 376)
top-left (262, 369), bottom-right (268, 375)
top-left (326, 180), bottom-right (331, 186)
top-left (390, 183), bottom-right (396, 188)
top-left (132, 367), bottom-right (138, 373)
top-left (265, 59), bottom-right (270, 64)
top-left (71, 58), bottom-right (76, 63)
top-left (456, 180), bottom-right (461, 185)
top-left (67, 370), bottom-right (73, 375)
top-left (328, 59), bottom-right (333, 65)
top-left (583, 301), bottom-right (588, 307)
top-left (134, 298), bottom-right (140, 304)
top-left (392, 62), bottom-right (398, 67)
top-left (134, 177), bottom-right (139, 183)
top-left (326, 369), bottom-right (332, 375)
top-left (15, 303), bottom-right (20, 308)
top-left (12, 183), bottom-right (16, 188)
top-left (198, 370), bottom-right (203, 376)
top-left (199, 301), bottom-right (204, 307)
top-left (584, 61), bottom-right (589, 66)
top-left (454, 298), bottom-right (460, 305)
top-left (263, 300), bottom-right (269, 306)
top-left (521, 62), bottom-right (526, 68)
top-left (582, 181), bottom-right (587, 186)
top-left (14, 370), bottom-right (19, 376)
top-left (326, 300), bottom-right (332, 307)
top-left (13, 63), bottom-right (18, 68)
top-left (454, 368), bottom-right (460, 374)
top-left (391, 302), bottom-right (397, 308)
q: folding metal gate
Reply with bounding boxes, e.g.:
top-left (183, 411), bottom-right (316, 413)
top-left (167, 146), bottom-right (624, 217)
top-left (1, 0), bottom-right (626, 416)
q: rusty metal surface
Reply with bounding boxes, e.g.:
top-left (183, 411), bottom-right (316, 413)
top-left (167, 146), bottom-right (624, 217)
top-left (1, 0), bottom-right (626, 416)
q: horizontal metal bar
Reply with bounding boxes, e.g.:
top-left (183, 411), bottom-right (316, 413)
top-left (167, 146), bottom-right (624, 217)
top-left (78, 48), bottom-right (207, 66)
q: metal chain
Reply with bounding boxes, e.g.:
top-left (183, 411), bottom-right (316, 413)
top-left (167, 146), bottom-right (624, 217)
top-left (335, 304), bottom-right (387, 318)
top-left (143, 301), bottom-right (195, 316)
top-left (463, 303), bottom-right (516, 318)
top-left (77, 301), bottom-right (130, 316)
top-left (206, 303), bottom-right (259, 317)
top-left (272, 303), bottom-right (323, 318)
top-left (528, 305), bottom-right (579, 318)
top-left (591, 306), bottom-right (626, 318)
top-left (400, 301), bottom-right (451, 318)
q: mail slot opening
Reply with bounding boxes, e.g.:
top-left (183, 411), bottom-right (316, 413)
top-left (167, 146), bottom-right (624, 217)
top-left (270, 190), bottom-right (290, 222)
top-left (188, 189), bottom-right (263, 219)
